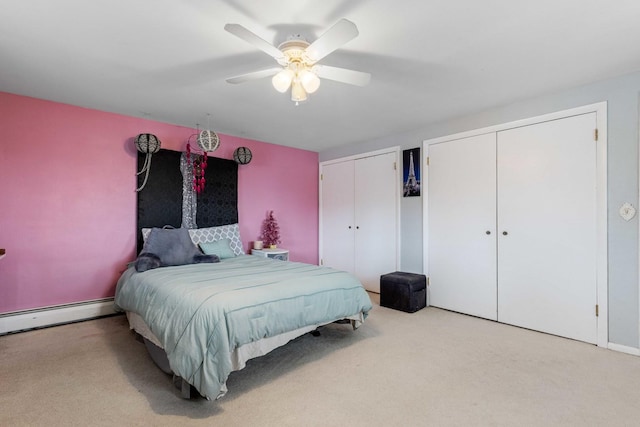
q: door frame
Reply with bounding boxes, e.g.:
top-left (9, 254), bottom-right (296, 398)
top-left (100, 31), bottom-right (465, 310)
top-left (423, 102), bottom-right (608, 348)
top-left (319, 146), bottom-right (402, 275)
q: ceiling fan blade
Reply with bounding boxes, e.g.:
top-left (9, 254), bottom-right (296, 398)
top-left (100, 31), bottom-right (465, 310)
top-left (226, 68), bottom-right (282, 84)
top-left (305, 19), bottom-right (359, 63)
top-left (224, 24), bottom-right (284, 61)
top-left (315, 65), bottom-right (371, 87)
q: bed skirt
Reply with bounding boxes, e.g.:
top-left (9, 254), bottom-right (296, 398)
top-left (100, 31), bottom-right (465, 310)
top-left (125, 311), bottom-right (364, 399)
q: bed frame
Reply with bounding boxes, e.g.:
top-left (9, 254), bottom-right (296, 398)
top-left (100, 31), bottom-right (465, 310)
top-left (128, 311), bottom-right (359, 399)
top-left (131, 148), bottom-right (363, 399)
top-left (135, 148), bottom-right (239, 397)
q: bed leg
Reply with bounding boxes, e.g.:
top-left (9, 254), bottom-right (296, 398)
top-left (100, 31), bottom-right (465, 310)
top-left (173, 375), bottom-right (192, 399)
top-left (181, 378), bottom-right (191, 399)
top-left (311, 329), bottom-right (321, 337)
top-left (351, 319), bottom-right (360, 330)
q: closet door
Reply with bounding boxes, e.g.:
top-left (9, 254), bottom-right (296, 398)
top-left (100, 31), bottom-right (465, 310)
top-left (354, 152), bottom-right (398, 292)
top-left (428, 133), bottom-right (498, 320)
top-left (497, 113), bottom-right (597, 343)
top-left (320, 160), bottom-right (355, 274)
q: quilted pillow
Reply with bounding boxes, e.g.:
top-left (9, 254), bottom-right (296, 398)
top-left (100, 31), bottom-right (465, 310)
top-left (142, 223), bottom-right (245, 256)
top-left (135, 227), bottom-right (219, 272)
top-left (199, 238), bottom-right (236, 259)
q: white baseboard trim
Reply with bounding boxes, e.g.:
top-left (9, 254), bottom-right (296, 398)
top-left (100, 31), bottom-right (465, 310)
top-left (0, 298), bottom-right (117, 335)
top-left (608, 342), bottom-right (640, 356)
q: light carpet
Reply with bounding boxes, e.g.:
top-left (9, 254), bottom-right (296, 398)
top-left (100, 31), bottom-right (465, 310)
top-left (2, 295), bottom-right (640, 426)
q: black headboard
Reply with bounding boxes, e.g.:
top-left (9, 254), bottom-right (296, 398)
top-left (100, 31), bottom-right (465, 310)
top-left (136, 149), bottom-right (238, 252)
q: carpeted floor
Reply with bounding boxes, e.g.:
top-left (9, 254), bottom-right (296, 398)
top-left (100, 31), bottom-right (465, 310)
top-left (2, 295), bottom-right (640, 426)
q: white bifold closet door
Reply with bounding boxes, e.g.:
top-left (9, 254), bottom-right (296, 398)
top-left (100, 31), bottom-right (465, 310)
top-left (428, 112), bottom-right (598, 343)
top-left (320, 152), bottom-right (398, 293)
top-left (353, 152), bottom-right (398, 293)
top-left (321, 160), bottom-right (356, 275)
top-left (428, 133), bottom-right (498, 320)
top-left (497, 113), bottom-right (597, 343)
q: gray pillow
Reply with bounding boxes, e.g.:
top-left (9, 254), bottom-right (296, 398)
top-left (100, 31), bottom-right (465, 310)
top-left (135, 227), bottom-right (219, 272)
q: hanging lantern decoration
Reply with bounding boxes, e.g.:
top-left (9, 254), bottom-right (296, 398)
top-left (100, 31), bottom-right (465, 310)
top-left (186, 128), bottom-right (219, 195)
top-left (197, 129), bottom-right (220, 152)
top-left (186, 135), bottom-right (207, 195)
top-left (186, 113), bottom-right (220, 195)
top-left (233, 147), bottom-right (253, 165)
top-left (134, 133), bottom-right (161, 192)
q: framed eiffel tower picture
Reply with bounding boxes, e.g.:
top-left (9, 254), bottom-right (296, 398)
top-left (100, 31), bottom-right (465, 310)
top-left (402, 147), bottom-right (421, 197)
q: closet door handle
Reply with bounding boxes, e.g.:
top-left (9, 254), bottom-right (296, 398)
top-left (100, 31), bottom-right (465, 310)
top-left (485, 230), bottom-right (491, 235)
top-left (348, 226), bottom-right (352, 229)
top-left (502, 231), bottom-right (508, 236)
top-left (356, 226), bottom-right (360, 229)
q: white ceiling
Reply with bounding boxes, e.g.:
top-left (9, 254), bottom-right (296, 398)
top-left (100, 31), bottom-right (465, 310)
top-left (2, 0), bottom-right (640, 152)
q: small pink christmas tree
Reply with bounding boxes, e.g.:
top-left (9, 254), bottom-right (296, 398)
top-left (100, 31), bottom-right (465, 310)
top-left (261, 210), bottom-right (281, 248)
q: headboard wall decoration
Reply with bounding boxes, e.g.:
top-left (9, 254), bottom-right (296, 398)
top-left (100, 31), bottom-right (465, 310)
top-left (136, 148), bottom-right (238, 252)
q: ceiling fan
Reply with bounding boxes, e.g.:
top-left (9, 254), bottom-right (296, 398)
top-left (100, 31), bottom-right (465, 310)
top-left (224, 19), bottom-right (371, 105)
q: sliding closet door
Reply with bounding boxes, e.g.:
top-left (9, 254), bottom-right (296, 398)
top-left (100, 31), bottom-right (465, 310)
top-left (428, 133), bottom-right (498, 320)
top-left (497, 113), bottom-right (597, 343)
top-left (321, 160), bottom-right (355, 275)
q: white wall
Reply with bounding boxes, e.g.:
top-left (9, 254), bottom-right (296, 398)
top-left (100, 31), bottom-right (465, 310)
top-left (319, 70), bottom-right (640, 349)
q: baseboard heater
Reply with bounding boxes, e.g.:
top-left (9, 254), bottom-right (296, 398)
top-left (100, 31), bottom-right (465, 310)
top-left (0, 298), bottom-right (118, 335)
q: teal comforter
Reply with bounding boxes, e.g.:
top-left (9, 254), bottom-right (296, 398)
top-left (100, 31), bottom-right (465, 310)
top-left (114, 255), bottom-right (372, 399)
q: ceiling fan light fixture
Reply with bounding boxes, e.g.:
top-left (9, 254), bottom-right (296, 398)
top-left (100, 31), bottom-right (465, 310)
top-left (272, 69), bottom-right (294, 93)
top-left (291, 81), bottom-right (307, 103)
top-left (225, 19), bottom-right (368, 105)
top-left (299, 69), bottom-right (320, 94)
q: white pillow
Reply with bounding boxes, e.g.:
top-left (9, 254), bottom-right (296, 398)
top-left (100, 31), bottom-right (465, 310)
top-left (142, 223), bottom-right (245, 256)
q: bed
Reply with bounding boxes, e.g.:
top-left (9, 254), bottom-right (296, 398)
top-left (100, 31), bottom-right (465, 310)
top-left (115, 148), bottom-right (372, 400)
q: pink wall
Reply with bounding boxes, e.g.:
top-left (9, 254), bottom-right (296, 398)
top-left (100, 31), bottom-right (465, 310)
top-left (0, 92), bottom-right (318, 313)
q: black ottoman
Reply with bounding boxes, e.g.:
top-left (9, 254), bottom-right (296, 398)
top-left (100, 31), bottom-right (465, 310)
top-left (380, 271), bottom-right (427, 313)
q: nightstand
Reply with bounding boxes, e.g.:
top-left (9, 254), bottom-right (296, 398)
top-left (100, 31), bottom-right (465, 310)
top-left (251, 248), bottom-right (289, 261)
